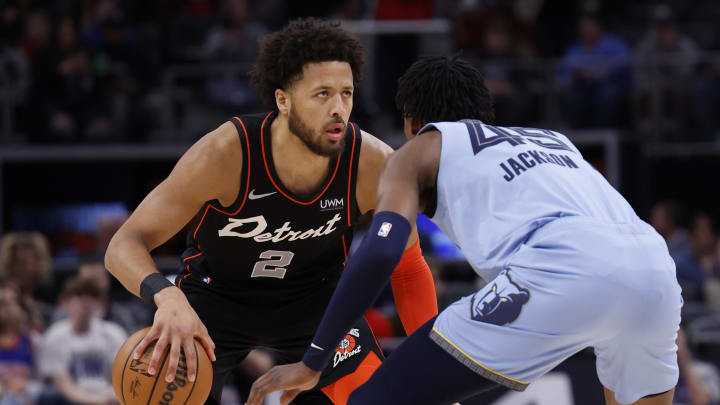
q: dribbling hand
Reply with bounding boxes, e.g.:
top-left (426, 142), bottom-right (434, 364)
top-left (132, 287), bottom-right (216, 383)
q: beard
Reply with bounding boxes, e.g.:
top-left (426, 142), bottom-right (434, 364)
top-left (288, 108), bottom-right (346, 157)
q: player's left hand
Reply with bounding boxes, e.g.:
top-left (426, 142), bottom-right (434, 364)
top-left (245, 362), bottom-right (321, 405)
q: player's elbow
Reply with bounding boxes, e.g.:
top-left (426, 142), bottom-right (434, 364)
top-left (104, 228), bottom-right (137, 276)
top-left (104, 234), bottom-right (122, 275)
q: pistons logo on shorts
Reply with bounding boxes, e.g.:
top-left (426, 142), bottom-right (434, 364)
top-left (333, 328), bottom-right (362, 368)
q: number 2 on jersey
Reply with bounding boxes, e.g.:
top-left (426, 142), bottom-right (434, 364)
top-left (251, 250), bottom-right (295, 279)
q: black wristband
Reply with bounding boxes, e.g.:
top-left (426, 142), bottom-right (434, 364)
top-left (140, 273), bottom-right (174, 306)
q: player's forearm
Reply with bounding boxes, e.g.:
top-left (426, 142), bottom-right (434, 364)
top-left (105, 232), bottom-right (162, 297)
top-left (302, 211), bottom-right (411, 370)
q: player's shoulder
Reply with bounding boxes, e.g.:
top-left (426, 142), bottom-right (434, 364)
top-left (183, 121), bottom-right (243, 174)
top-left (354, 130), bottom-right (394, 213)
top-left (201, 121), bottom-right (242, 154)
top-left (403, 129), bottom-right (442, 154)
top-left (358, 129), bottom-right (393, 166)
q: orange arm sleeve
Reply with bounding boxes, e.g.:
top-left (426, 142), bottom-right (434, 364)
top-left (390, 239), bottom-right (438, 335)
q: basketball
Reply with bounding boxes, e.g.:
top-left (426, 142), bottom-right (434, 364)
top-left (112, 327), bottom-right (212, 405)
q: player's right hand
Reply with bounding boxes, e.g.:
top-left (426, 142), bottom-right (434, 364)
top-left (133, 287), bottom-right (216, 383)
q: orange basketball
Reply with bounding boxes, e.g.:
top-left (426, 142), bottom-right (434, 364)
top-left (112, 327), bottom-right (212, 405)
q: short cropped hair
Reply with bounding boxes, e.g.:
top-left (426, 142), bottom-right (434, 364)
top-left (396, 56), bottom-right (495, 125)
top-left (250, 18), bottom-right (365, 107)
top-left (60, 276), bottom-right (103, 300)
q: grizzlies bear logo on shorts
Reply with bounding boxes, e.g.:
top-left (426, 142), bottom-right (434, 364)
top-left (470, 269), bottom-right (529, 326)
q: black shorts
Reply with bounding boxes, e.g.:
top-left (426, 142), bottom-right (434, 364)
top-left (180, 276), bottom-right (384, 404)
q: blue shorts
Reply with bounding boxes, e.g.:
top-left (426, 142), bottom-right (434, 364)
top-left (431, 217), bottom-right (682, 404)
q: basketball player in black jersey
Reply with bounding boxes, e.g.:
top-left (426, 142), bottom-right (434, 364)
top-left (105, 19), bottom-right (437, 405)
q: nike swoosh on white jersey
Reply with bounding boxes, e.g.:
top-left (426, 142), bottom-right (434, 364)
top-left (248, 189), bottom-right (277, 200)
top-left (310, 343), bottom-right (325, 351)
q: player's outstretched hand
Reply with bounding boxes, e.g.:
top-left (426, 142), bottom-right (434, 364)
top-left (133, 287), bottom-right (216, 383)
top-left (245, 362), bottom-right (321, 405)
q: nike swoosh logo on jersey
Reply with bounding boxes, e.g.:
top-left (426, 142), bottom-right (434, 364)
top-left (248, 189), bottom-right (277, 200)
top-left (310, 343), bottom-right (325, 351)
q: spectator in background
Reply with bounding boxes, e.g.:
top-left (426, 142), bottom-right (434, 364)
top-left (557, 13), bottom-right (631, 128)
top-left (38, 277), bottom-right (125, 405)
top-left (676, 328), bottom-right (716, 405)
top-left (0, 3), bottom-right (30, 129)
top-left (0, 233), bottom-right (54, 331)
top-left (79, 0), bottom-right (157, 142)
top-left (50, 260), bottom-right (151, 334)
top-left (0, 286), bottom-right (36, 405)
top-left (636, 4), bottom-right (699, 79)
top-left (634, 4), bottom-right (701, 141)
top-left (372, 0), bottom-right (435, 131)
top-left (466, 16), bottom-right (539, 126)
top-left (651, 200), bottom-right (691, 257)
top-left (201, 0), bottom-right (267, 109)
top-left (46, 17), bottom-right (96, 142)
top-left (674, 213), bottom-right (718, 303)
top-left (20, 9), bottom-right (58, 140)
top-left (202, 0), bottom-right (266, 63)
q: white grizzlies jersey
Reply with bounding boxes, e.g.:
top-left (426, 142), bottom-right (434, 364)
top-left (421, 120), bottom-right (644, 281)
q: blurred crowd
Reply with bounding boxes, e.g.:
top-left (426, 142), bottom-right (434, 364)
top-left (2, 0), bottom-right (720, 143)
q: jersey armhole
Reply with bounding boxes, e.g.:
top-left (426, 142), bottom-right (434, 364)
top-left (418, 123), bottom-right (440, 136)
top-left (347, 123), bottom-right (363, 226)
top-left (208, 116), bottom-right (251, 213)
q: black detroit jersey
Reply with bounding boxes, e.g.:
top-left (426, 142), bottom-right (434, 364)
top-left (178, 111), bottom-right (363, 303)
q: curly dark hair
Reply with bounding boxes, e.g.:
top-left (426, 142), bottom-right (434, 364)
top-left (395, 56), bottom-right (495, 125)
top-left (250, 18), bottom-right (365, 107)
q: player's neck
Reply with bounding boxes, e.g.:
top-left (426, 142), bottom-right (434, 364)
top-left (271, 116), bottom-right (333, 196)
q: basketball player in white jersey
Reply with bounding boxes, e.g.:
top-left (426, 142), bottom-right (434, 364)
top-left (245, 56), bottom-right (682, 405)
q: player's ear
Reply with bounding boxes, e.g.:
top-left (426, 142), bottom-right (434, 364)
top-left (403, 116), bottom-right (426, 139)
top-left (410, 117), bottom-right (424, 135)
top-left (275, 89), bottom-right (290, 116)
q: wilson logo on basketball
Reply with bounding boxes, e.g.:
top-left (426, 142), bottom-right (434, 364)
top-left (333, 328), bottom-right (362, 368)
top-left (156, 355), bottom-right (188, 405)
top-left (129, 359), bottom-right (153, 377)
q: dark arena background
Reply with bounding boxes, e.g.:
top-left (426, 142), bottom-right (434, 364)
top-left (1, 1), bottom-right (720, 404)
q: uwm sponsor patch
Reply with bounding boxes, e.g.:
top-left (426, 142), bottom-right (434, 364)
top-left (156, 355), bottom-right (189, 405)
top-left (320, 198), bottom-right (344, 211)
top-left (333, 328), bottom-right (362, 368)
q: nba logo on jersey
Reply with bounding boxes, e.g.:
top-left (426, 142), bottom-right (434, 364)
top-left (378, 222), bottom-right (392, 237)
top-left (202, 276), bottom-right (212, 284)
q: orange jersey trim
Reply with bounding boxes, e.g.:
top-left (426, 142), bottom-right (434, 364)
top-left (345, 124), bottom-right (357, 226)
top-left (177, 264), bottom-right (193, 288)
top-left (182, 252), bottom-right (203, 262)
top-left (260, 112), bottom-right (342, 205)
